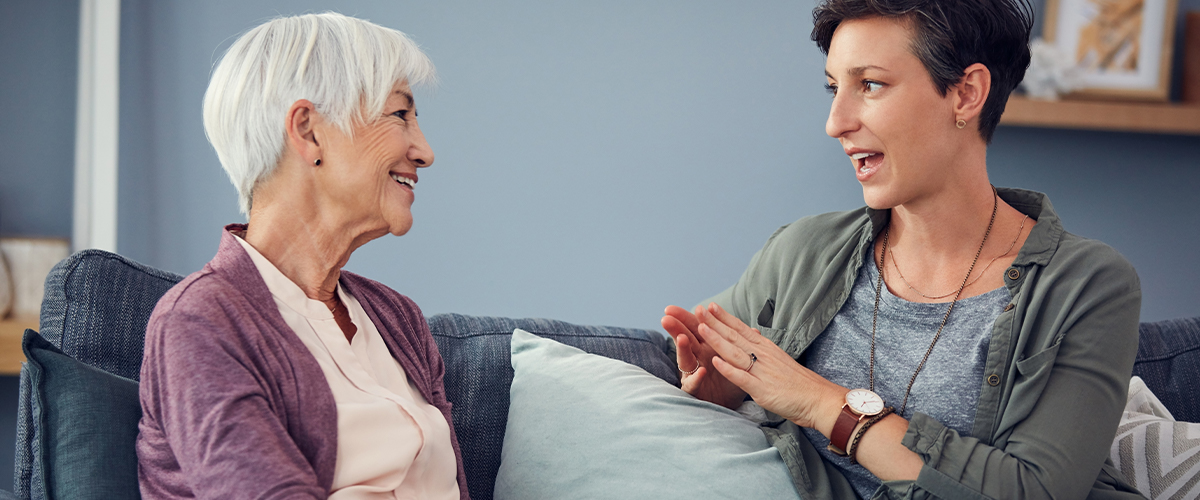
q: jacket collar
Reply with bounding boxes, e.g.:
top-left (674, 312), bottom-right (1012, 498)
top-left (864, 187), bottom-right (1062, 268)
top-left (206, 224), bottom-right (276, 308)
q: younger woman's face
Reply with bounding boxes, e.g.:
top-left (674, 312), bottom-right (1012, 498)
top-left (824, 16), bottom-right (963, 210)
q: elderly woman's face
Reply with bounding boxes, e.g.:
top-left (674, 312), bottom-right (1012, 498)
top-left (317, 81), bottom-right (433, 236)
top-left (823, 17), bottom-right (961, 210)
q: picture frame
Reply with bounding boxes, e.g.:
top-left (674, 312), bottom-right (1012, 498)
top-left (1044, 0), bottom-right (1180, 101)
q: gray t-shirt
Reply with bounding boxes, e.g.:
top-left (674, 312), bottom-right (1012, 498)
top-left (800, 255), bottom-right (1010, 499)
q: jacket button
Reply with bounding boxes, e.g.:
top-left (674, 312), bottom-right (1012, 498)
top-left (1006, 268), bottom-right (1021, 280)
top-left (987, 374), bottom-right (1000, 386)
top-left (1004, 303), bottom-right (1014, 312)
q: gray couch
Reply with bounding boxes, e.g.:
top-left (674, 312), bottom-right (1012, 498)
top-left (12, 249), bottom-right (1200, 499)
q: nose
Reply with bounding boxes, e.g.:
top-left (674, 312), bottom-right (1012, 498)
top-left (408, 121), bottom-right (434, 168)
top-left (825, 91), bottom-right (860, 139)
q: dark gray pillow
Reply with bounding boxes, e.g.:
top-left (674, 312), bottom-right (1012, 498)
top-left (428, 313), bottom-right (678, 500)
top-left (23, 329), bottom-right (142, 500)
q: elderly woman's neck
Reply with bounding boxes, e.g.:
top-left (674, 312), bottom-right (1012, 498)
top-left (241, 207), bottom-right (372, 303)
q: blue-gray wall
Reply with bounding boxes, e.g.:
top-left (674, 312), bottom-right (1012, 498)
top-left (0, 0), bottom-right (77, 239)
top-left (117, 0), bottom-right (1200, 330)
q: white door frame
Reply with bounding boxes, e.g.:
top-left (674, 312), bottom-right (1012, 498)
top-left (72, 0), bottom-right (121, 252)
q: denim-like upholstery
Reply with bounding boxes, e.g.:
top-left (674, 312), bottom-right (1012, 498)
top-left (427, 313), bottom-right (678, 500)
top-left (1132, 317), bottom-right (1200, 423)
top-left (35, 250), bottom-right (184, 380)
top-left (15, 248), bottom-right (1200, 499)
top-left (16, 251), bottom-right (182, 499)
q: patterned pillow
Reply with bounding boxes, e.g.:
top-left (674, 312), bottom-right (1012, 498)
top-left (1111, 376), bottom-right (1200, 499)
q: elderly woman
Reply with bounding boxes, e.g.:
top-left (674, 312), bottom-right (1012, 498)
top-left (663, 0), bottom-right (1143, 498)
top-left (136, 13), bottom-right (467, 499)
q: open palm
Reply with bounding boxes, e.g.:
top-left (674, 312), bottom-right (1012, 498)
top-left (662, 305), bottom-right (747, 409)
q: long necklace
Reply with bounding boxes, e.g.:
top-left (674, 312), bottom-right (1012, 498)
top-left (889, 214), bottom-right (1028, 300)
top-left (869, 189), bottom-right (997, 415)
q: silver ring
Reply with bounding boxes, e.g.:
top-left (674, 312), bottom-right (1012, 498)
top-left (681, 361), bottom-right (700, 376)
top-left (746, 353), bottom-right (757, 371)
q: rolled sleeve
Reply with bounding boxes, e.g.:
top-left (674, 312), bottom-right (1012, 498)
top-left (885, 413), bottom-right (990, 500)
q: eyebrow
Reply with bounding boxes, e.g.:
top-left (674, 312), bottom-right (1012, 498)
top-left (396, 90), bottom-right (414, 108)
top-left (825, 65), bottom-right (889, 79)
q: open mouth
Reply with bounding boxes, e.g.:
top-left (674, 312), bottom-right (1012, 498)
top-left (390, 172), bottom-right (416, 189)
top-left (851, 152), bottom-right (883, 176)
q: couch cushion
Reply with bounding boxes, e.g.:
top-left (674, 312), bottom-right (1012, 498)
top-left (1133, 317), bottom-right (1200, 423)
top-left (427, 313), bottom-right (678, 500)
top-left (494, 330), bottom-right (799, 500)
top-left (38, 249), bottom-right (183, 380)
top-left (17, 250), bottom-right (181, 499)
top-left (23, 329), bottom-right (142, 500)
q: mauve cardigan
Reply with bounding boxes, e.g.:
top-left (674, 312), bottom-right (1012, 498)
top-left (136, 225), bottom-right (470, 499)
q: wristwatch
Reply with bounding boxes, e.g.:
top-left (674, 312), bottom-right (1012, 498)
top-left (827, 388), bottom-right (885, 456)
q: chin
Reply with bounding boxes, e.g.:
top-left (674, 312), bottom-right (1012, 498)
top-left (389, 223), bottom-right (413, 237)
top-left (860, 185), bottom-right (898, 211)
top-left (382, 206), bottom-right (414, 236)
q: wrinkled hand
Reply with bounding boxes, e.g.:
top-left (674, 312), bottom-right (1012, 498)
top-left (692, 303), bottom-right (845, 430)
top-left (662, 305), bottom-right (747, 409)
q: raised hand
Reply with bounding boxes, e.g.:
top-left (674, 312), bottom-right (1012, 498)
top-left (661, 305), bottom-right (748, 409)
top-left (692, 303), bottom-right (845, 431)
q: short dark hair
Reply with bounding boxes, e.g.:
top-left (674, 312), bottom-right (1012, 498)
top-left (812, 0), bottom-right (1034, 143)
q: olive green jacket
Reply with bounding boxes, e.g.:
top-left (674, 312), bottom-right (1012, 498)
top-left (703, 188), bottom-right (1144, 499)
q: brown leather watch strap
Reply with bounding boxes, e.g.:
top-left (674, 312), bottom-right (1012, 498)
top-left (827, 404), bottom-right (865, 456)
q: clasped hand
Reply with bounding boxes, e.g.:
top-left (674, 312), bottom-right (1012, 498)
top-left (662, 303), bottom-right (844, 431)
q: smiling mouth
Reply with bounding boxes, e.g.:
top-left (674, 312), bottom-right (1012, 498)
top-left (390, 173), bottom-right (415, 189)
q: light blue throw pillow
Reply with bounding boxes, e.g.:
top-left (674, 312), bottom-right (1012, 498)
top-left (495, 329), bottom-right (801, 499)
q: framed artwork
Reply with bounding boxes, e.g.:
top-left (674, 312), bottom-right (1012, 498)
top-left (1044, 0), bottom-right (1180, 100)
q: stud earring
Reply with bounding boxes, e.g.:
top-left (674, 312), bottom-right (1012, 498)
top-left (314, 158), bottom-right (322, 166)
top-left (955, 119), bottom-right (966, 129)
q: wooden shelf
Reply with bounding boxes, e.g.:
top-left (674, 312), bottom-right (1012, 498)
top-left (1000, 96), bottom-right (1200, 135)
top-left (0, 319), bottom-right (36, 375)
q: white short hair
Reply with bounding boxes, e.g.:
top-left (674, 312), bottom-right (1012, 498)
top-left (203, 12), bottom-right (436, 215)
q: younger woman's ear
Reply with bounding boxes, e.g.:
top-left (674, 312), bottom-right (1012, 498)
top-left (954, 63), bottom-right (991, 124)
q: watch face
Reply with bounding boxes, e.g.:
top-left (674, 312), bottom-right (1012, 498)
top-left (846, 389), bottom-right (885, 415)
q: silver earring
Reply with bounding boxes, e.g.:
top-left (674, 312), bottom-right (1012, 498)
top-left (955, 119), bottom-right (966, 129)
top-left (314, 158), bottom-right (322, 166)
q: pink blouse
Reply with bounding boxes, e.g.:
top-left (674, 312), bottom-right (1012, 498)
top-left (235, 236), bottom-right (460, 499)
